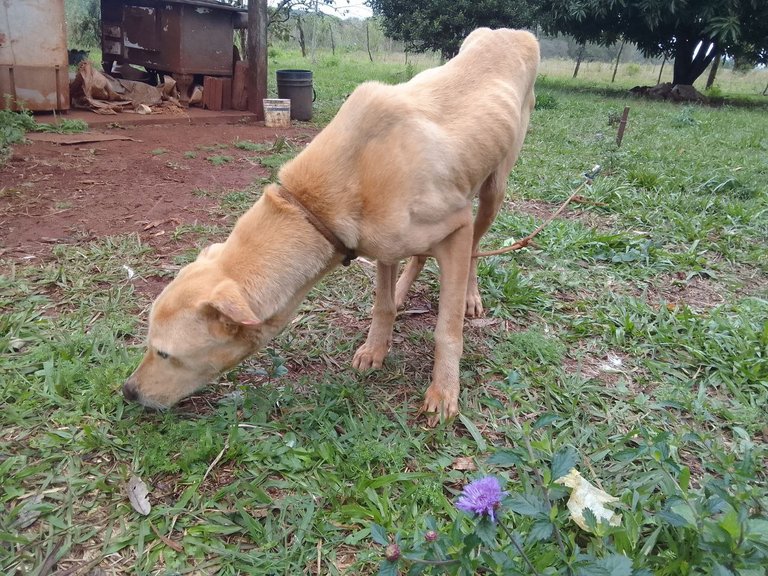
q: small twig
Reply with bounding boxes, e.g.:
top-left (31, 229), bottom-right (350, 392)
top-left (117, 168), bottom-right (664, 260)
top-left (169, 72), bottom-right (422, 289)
top-left (409, 558), bottom-right (459, 567)
top-left (51, 554), bottom-right (105, 576)
top-left (498, 521), bottom-right (541, 576)
top-left (199, 438), bottom-right (229, 489)
top-left (37, 537), bottom-right (65, 576)
top-left (150, 522), bottom-right (184, 552)
top-left (474, 182), bottom-right (587, 258)
top-left (570, 195), bottom-right (608, 207)
top-left (316, 539), bottom-right (322, 574)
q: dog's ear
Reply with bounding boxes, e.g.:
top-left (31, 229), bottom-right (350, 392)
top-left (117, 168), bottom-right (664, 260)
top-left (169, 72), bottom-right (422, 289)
top-left (205, 279), bottom-right (261, 327)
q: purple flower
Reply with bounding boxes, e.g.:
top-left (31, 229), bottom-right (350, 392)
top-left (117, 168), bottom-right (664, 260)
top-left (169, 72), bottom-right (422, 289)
top-left (455, 476), bottom-right (506, 522)
top-left (385, 543), bottom-right (401, 562)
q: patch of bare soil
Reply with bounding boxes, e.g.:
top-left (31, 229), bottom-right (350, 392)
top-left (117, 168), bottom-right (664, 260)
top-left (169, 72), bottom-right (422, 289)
top-left (507, 198), bottom-right (617, 231)
top-left (0, 120), bottom-right (316, 259)
top-left (615, 272), bottom-right (741, 312)
top-left (562, 344), bottom-right (645, 391)
top-left (648, 272), bottom-right (728, 310)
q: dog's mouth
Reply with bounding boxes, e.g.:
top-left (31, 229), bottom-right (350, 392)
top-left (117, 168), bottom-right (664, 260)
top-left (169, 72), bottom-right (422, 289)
top-left (122, 381), bottom-right (172, 411)
top-left (136, 398), bottom-right (170, 411)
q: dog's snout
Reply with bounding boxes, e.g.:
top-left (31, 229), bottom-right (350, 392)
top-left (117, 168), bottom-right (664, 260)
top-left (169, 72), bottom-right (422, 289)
top-left (122, 379), bottom-right (139, 402)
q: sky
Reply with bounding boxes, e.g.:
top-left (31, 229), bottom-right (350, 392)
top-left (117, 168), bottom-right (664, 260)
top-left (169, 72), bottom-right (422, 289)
top-left (268, 1), bottom-right (373, 19)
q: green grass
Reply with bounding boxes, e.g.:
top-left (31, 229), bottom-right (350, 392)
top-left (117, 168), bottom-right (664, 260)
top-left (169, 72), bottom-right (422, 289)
top-left (1, 51), bottom-right (767, 574)
top-left (206, 154), bottom-right (234, 166)
top-left (1, 109), bottom-right (88, 165)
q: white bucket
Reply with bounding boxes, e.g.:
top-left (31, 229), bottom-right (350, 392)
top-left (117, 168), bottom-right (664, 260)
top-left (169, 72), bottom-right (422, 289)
top-left (263, 98), bottom-right (291, 128)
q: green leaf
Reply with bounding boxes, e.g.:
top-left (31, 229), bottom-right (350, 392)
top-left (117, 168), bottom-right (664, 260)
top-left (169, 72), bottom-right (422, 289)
top-left (718, 508), bottom-right (741, 540)
top-left (407, 562), bottom-right (429, 576)
top-left (550, 445), bottom-right (579, 481)
top-left (379, 560), bottom-right (399, 576)
top-left (532, 413), bottom-right (560, 429)
top-left (747, 518), bottom-right (768, 544)
top-left (710, 565), bottom-right (734, 576)
top-left (370, 522), bottom-right (389, 546)
top-left (474, 516), bottom-right (497, 547)
top-left (458, 413), bottom-right (487, 452)
top-left (640, 526), bottom-right (661, 556)
top-left (678, 466), bottom-right (690, 496)
top-left (598, 554), bottom-right (633, 576)
top-left (576, 553), bottom-right (632, 576)
top-left (527, 519), bottom-right (554, 543)
top-left (658, 509), bottom-right (694, 528)
top-left (487, 449), bottom-right (524, 467)
top-left (506, 493), bottom-right (546, 518)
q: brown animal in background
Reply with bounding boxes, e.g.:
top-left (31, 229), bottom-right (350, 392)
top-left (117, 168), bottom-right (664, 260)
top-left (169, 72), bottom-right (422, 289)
top-left (122, 28), bottom-right (540, 423)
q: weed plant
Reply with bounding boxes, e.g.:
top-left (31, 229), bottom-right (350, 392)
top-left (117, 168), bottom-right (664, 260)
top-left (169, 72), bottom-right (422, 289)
top-left (0, 108), bottom-right (87, 165)
top-left (1, 52), bottom-right (766, 574)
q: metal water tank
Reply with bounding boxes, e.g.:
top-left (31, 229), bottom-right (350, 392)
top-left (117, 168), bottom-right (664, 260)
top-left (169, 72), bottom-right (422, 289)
top-left (0, 0), bottom-right (69, 111)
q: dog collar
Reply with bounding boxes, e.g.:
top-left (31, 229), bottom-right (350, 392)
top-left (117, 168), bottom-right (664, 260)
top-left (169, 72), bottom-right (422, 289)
top-left (274, 185), bottom-right (358, 266)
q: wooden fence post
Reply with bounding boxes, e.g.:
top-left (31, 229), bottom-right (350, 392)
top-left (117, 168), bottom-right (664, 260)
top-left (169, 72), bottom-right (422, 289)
top-left (616, 106), bottom-right (630, 147)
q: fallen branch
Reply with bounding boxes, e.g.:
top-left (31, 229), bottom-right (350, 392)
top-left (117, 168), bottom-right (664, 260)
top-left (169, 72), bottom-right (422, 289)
top-left (473, 181), bottom-right (588, 258)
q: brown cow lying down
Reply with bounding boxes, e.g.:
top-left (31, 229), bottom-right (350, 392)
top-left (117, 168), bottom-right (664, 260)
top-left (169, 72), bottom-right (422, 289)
top-left (122, 27), bottom-right (540, 424)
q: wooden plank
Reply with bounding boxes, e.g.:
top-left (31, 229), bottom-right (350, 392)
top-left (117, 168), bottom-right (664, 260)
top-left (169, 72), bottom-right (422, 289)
top-left (203, 76), bottom-right (222, 111)
top-left (26, 133), bottom-right (137, 145)
top-left (232, 60), bottom-right (248, 110)
top-left (221, 77), bottom-right (232, 110)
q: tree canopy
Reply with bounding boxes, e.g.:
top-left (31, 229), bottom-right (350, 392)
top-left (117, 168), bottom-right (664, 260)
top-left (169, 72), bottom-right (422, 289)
top-left (368, 0), bottom-right (537, 59)
top-left (538, 0), bottom-right (768, 85)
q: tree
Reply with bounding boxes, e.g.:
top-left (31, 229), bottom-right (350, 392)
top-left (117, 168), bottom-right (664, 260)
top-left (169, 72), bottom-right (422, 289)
top-left (65, 0), bottom-right (100, 48)
top-left (539, 0), bottom-right (768, 86)
top-left (369, 0), bottom-right (538, 60)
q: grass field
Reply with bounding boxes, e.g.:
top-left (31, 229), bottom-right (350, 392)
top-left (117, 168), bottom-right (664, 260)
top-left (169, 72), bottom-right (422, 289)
top-left (2, 49), bottom-right (767, 574)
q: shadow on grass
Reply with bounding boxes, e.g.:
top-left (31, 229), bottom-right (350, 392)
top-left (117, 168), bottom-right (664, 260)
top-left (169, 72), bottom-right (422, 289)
top-left (536, 75), bottom-right (768, 110)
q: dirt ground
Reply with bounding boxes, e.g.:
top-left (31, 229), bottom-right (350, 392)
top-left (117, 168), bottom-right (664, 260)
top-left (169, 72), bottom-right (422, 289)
top-left (0, 115), bottom-right (317, 264)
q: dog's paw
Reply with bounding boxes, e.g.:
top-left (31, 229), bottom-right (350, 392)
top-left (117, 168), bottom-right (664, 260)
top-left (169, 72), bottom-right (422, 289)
top-left (394, 290), bottom-right (408, 311)
top-left (465, 290), bottom-right (484, 318)
top-left (422, 384), bottom-right (459, 427)
top-left (352, 342), bottom-right (388, 370)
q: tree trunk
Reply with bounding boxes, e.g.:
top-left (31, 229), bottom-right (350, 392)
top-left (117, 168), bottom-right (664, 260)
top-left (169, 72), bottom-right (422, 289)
top-left (705, 53), bottom-right (721, 89)
top-left (657, 56), bottom-right (666, 84)
top-left (329, 22), bottom-right (335, 56)
top-left (366, 20), bottom-right (373, 62)
top-left (612, 40), bottom-right (625, 83)
top-left (763, 80), bottom-right (768, 96)
top-left (310, 0), bottom-right (319, 64)
top-left (573, 43), bottom-right (585, 79)
top-left (247, 0), bottom-right (268, 120)
top-left (672, 38), bottom-right (718, 85)
top-left (296, 16), bottom-right (307, 58)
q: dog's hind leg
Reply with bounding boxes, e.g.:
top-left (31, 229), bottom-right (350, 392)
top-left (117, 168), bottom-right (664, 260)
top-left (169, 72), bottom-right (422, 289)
top-left (423, 219), bottom-right (473, 425)
top-left (394, 255), bottom-right (427, 309)
top-left (352, 262), bottom-right (399, 370)
top-left (466, 165), bottom-right (511, 317)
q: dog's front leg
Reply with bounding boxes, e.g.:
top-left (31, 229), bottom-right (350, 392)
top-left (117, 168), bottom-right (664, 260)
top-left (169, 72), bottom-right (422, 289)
top-left (423, 222), bottom-right (473, 425)
top-left (352, 262), bottom-right (398, 370)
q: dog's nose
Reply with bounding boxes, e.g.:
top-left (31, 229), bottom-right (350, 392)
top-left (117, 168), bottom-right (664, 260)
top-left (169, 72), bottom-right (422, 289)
top-left (122, 379), bottom-right (139, 402)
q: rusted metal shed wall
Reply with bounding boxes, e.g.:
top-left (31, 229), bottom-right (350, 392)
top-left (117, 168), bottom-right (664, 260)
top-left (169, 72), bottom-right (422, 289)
top-left (0, 0), bottom-right (70, 111)
top-left (102, 0), bottom-right (243, 76)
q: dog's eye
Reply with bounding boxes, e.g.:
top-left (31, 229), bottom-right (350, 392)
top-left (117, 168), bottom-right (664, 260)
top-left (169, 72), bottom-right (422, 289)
top-left (157, 350), bottom-right (169, 359)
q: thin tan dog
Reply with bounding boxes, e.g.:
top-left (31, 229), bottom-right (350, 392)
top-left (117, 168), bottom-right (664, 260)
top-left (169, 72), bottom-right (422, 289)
top-left (123, 28), bottom-right (540, 423)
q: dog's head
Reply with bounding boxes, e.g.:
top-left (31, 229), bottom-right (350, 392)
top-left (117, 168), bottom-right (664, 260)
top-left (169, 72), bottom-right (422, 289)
top-left (122, 244), bottom-right (261, 409)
